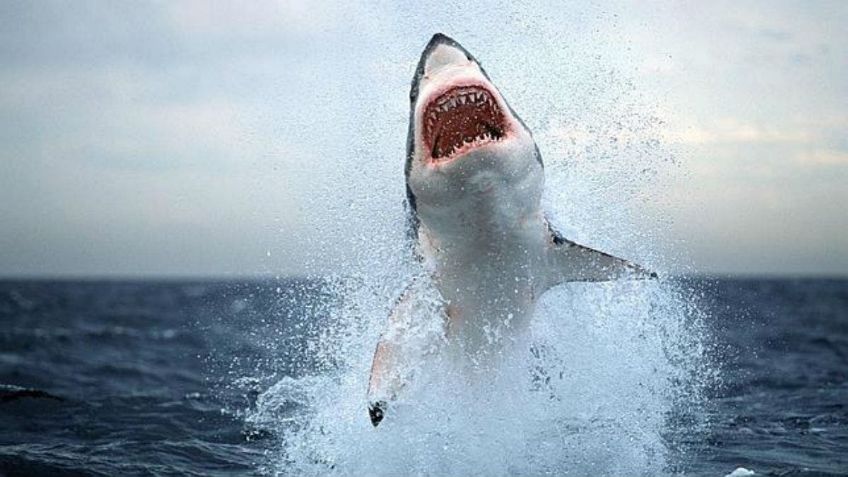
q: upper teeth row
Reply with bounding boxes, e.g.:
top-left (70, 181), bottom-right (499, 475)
top-left (435, 91), bottom-right (492, 111)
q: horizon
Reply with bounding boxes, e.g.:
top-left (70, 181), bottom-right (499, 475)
top-left (1, 271), bottom-right (846, 282)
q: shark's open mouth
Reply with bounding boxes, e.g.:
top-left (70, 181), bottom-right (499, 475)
top-left (423, 85), bottom-right (506, 161)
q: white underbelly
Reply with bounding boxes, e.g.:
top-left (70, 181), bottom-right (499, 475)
top-left (421, 216), bottom-right (548, 358)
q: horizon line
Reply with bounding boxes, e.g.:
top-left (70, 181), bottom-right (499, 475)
top-left (1, 272), bottom-right (846, 282)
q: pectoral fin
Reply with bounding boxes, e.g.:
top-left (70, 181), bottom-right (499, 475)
top-left (544, 224), bottom-right (656, 290)
top-left (367, 278), bottom-right (446, 427)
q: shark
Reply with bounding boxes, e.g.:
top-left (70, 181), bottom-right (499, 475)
top-left (366, 33), bottom-right (654, 427)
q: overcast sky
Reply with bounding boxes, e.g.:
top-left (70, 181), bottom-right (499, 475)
top-left (0, 1), bottom-right (845, 278)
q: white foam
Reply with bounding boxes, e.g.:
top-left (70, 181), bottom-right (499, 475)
top-left (725, 468), bottom-right (756, 477)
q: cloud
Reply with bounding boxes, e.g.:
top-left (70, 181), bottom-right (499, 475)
top-left (673, 121), bottom-right (816, 145)
top-left (543, 116), bottom-right (820, 152)
top-left (0, 65), bottom-right (273, 173)
top-left (794, 149), bottom-right (848, 166)
top-left (164, 0), bottom-right (341, 37)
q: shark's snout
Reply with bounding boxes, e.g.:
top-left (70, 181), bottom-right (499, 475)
top-left (421, 34), bottom-right (472, 78)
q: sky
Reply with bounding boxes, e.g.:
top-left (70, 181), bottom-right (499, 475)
top-left (0, 1), bottom-right (845, 278)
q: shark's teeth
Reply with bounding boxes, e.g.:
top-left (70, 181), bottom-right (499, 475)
top-left (434, 89), bottom-right (493, 112)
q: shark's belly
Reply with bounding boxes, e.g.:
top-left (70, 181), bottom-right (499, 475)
top-left (440, 276), bottom-right (537, 357)
top-left (424, 218), bottom-right (548, 357)
top-left (414, 165), bottom-right (549, 356)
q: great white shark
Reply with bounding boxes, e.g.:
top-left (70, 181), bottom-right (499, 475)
top-left (367, 33), bottom-right (655, 426)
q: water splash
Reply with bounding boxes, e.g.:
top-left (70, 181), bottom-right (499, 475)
top-left (242, 273), bottom-right (711, 476)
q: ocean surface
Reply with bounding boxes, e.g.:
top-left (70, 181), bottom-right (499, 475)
top-left (0, 278), bottom-right (845, 476)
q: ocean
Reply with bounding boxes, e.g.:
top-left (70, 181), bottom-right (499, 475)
top-left (0, 278), bottom-right (845, 476)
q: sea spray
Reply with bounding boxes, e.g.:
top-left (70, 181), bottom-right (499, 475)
top-left (241, 271), bottom-right (711, 476)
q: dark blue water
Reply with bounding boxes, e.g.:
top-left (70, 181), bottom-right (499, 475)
top-left (0, 279), bottom-right (845, 476)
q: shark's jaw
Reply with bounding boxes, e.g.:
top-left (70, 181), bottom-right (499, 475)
top-left (422, 82), bottom-right (508, 163)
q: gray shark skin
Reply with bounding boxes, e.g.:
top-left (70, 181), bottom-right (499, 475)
top-left (367, 33), bottom-right (654, 427)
